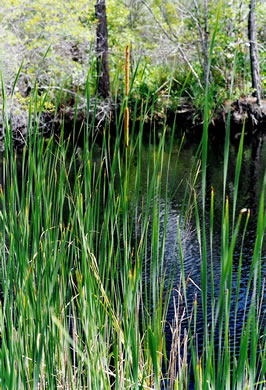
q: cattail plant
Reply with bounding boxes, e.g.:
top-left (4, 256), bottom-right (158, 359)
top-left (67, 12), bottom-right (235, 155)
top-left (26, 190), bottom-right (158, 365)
top-left (124, 45), bottom-right (130, 147)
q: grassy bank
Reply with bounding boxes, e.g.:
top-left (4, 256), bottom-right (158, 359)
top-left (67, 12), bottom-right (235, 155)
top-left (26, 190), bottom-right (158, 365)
top-left (0, 71), bottom-right (265, 390)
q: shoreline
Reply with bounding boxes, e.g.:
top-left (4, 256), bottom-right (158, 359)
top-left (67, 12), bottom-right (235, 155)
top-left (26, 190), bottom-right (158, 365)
top-left (1, 97), bottom-right (265, 149)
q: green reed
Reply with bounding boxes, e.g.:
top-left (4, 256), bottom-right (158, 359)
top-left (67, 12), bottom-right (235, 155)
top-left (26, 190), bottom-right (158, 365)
top-left (0, 39), bottom-right (265, 390)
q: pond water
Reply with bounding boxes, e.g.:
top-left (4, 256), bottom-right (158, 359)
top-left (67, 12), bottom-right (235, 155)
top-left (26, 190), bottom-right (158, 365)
top-left (126, 135), bottom-right (265, 373)
top-left (0, 133), bottom-right (265, 385)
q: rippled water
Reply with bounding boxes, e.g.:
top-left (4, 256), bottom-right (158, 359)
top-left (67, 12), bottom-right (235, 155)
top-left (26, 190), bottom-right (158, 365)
top-left (127, 136), bottom-right (265, 360)
top-left (0, 134), bottom-right (265, 385)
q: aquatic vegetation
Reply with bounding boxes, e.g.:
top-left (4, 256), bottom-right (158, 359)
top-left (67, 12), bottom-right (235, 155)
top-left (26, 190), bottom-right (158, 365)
top-left (0, 17), bottom-right (265, 385)
top-left (0, 76), bottom-right (265, 389)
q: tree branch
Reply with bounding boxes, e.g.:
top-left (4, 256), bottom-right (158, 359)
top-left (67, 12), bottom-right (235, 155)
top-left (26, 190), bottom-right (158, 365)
top-left (141, 0), bottom-right (203, 90)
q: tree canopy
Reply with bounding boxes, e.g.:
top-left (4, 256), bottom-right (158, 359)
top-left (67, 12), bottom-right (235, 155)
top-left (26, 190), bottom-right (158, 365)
top-left (0, 0), bottom-right (265, 112)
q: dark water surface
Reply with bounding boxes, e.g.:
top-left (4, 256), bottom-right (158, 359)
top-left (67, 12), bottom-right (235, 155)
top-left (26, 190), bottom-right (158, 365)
top-left (126, 136), bottom-right (265, 381)
top-left (0, 134), bottom-right (265, 386)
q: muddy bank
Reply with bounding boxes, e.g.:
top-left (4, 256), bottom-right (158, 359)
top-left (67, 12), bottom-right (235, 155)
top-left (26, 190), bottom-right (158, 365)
top-left (217, 98), bottom-right (266, 140)
top-left (0, 97), bottom-right (265, 150)
top-left (171, 97), bottom-right (266, 142)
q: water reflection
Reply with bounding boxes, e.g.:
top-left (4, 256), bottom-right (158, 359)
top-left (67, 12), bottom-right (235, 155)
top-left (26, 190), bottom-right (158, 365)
top-left (0, 135), bottom-right (265, 377)
top-left (128, 137), bottom-right (265, 357)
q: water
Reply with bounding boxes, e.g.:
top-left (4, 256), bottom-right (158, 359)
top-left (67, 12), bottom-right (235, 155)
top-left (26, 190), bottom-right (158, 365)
top-left (126, 135), bottom-right (265, 382)
top-left (0, 134), bottom-right (265, 386)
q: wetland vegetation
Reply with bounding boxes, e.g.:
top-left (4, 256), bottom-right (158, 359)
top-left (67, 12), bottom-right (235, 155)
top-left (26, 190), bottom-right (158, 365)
top-left (0, 0), bottom-right (265, 389)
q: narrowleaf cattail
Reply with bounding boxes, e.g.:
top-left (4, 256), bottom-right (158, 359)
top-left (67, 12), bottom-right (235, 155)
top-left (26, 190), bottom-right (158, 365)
top-left (125, 45), bottom-right (130, 97)
top-left (124, 106), bottom-right (129, 148)
top-left (124, 45), bottom-right (130, 147)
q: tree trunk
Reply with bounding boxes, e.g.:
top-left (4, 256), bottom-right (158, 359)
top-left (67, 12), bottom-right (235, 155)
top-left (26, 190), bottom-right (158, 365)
top-left (248, 0), bottom-right (262, 106)
top-left (95, 0), bottom-right (110, 98)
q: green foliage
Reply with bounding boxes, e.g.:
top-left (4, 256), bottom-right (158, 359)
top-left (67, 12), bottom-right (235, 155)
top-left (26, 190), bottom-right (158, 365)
top-left (0, 0), bottom-right (265, 115)
top-left (15, 91), bottom-right (55, 112)
top-left (0, 77), bottom-right (265, 388)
